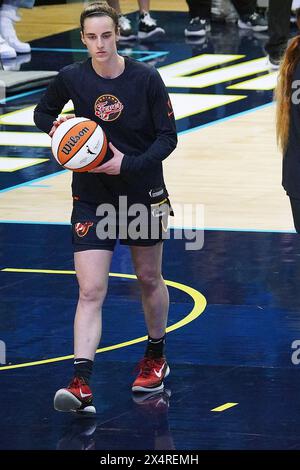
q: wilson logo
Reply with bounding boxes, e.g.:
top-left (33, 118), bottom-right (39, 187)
top-left (61, 127), bottom-right (89, 155)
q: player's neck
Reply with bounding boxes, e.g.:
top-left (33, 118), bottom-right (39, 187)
top-left (92, 54), bottom-right (125, 79)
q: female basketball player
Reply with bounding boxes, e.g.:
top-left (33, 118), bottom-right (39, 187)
top-left (276, 9), bottom-right (300, 233)
top-left (34, 1), bottom-right (177, 414)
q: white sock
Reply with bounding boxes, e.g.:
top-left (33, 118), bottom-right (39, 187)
top-left (0, 4), bottom-right (20, 21)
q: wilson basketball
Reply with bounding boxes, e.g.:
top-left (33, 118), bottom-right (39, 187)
top-left (51, 117), bottom-right (109, 172)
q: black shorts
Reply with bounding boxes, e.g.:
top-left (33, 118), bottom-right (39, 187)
top-left (71, 199), bottom-right (172, 252)
top-left (289, 196), bottom-right (300, 233)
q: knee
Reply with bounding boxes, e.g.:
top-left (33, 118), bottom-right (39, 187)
top-left (79, 283), bottom-right (107, 304)
top-left (136, 268), bottom-right (161, 289)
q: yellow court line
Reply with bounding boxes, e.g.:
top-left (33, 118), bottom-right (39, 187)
top-left (211, 403), bottom-right (238, 412)
top-left (0, 268), bottom-right (207, 371)
top-left (3, 268), bottom-right (76, 275)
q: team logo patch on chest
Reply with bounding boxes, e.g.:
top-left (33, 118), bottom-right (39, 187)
top-left (75, 222), bottom-right (94, 237)
top-left (94, 94), bottom-right (124, 121)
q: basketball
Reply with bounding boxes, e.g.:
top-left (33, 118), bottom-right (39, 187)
top-left (51, 117), bottom-right (109, 172)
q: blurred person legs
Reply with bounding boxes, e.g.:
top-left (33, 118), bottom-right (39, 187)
top-left (265, 0), bottom-right (293, 69)
top-left (107, 0), bottom-right (165, 41)
top-left (185, 1), bottom-right (266, 37)
top-left (106, 0), bottom-right (136, 41)
top-left (0, 0), bottom-right (32, 54)
top-left (234, 0), bottom-right (268, 31)
top-left (291, 1), bottom-right (300, 23)
top-left (185, 0), bottom-right (211, 37)
top-left (211, 0), bottom-right (238, 23)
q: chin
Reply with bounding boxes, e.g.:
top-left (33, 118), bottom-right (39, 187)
top-left (95, 53), bottom-right (109, 59)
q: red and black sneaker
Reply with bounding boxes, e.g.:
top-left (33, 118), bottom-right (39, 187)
top-left (54, 377), bottom-right (96, 414)
top-left (132, 356), bottom-right (170, 392)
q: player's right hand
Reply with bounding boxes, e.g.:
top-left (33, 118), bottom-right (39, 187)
top-left (49, 114), bottom-right (75, 137)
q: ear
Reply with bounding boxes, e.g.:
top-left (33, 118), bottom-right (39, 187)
top-left (80, 31), bottom-right (86, 46)
top-left (116, 26), bottom-right (120, 43)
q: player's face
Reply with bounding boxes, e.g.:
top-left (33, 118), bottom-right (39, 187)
top-left (81, 16), bottom-right (119, 63)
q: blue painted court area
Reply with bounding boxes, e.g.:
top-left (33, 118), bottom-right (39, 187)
top-left (1, 224), bottom-right (300, 450)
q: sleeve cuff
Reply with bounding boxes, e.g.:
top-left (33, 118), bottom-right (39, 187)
top-left (120, 154), bottom-right (131, 175)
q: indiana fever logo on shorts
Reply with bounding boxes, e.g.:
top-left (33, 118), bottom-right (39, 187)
top-left (94, 94), bottom-right (124, 122)
top-left (75, 222), bottom-right (94, 237)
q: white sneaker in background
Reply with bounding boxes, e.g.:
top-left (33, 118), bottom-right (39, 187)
top-left (0, 4), bottom-right (31, 54)
top-left (138, 12), bottom-right (165, 40)
top-left (0, 34), bottom-right (16, 59)
top-left (118, 15), bottom-right (136, 41)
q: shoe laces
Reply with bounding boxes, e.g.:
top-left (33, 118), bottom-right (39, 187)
top-left (141, 12), bottom-right (156, 27)
top-left (190, 17), bottom-right (207, 26)
top-left (249, 12), bottom-right (259, 21)
top-left (135, 357), bottom-right (162, 377)
top-left (118, 15), bottom-right (131, 31)
top-left (69, 376), bottom-right (86, 388)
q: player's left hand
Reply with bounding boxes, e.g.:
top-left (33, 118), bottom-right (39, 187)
top-left (88, 142), bottom-right (124, 175)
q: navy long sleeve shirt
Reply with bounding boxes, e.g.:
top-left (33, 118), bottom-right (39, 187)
top-left (34, 57), bottom-right (177, 205)
top-left (282, 62), bottom-right (300, 198)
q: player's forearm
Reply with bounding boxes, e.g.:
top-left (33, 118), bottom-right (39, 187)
top-left (33, 108), bottom-right (56, 135)
top-left (120, 132), bottom-right (177, 175)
